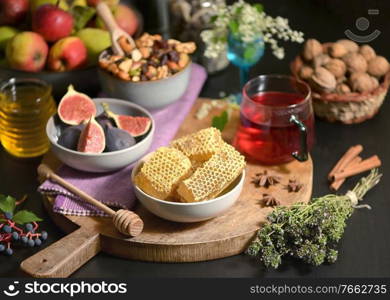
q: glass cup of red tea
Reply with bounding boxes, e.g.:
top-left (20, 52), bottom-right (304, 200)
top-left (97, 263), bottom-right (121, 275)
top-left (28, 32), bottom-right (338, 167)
top-left (233, 75), bottom-right (315, 165)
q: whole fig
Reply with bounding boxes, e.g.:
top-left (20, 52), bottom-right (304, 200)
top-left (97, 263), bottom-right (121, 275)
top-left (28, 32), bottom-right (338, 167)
top-left (104, 126), bottom-right (136, 152)
top-left (58, 124), bottom-right (85, 150)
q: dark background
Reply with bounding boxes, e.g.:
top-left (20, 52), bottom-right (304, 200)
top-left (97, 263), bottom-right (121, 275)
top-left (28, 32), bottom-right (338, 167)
top-left (1, 0), bottom-right (389, 277)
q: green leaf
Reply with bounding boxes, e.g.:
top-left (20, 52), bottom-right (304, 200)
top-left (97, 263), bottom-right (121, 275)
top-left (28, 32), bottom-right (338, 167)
top-left (212, 110), bottom-right (229, 132)
top-left (228, 20), bottom-right (239, 35)
top-left (71, 5), bottom-right (96, 32)
top-left (210, 15), bottom-right (218, 23)
top-left (253, 3), bottom-right (264, 13)
top-left (244, 45), bottom-right (257, 61)
top-left (13, 210), bottom-right (42, 225)
top-left (0, 194), bottom-right (16, 213)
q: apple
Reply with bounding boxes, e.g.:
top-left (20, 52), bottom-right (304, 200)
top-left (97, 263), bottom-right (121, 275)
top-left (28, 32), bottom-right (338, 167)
top-left (6, 31), bottom-right (48, 72)
top-left (97, 4), bottom-right (139, 36)
top-left (48, 37), bottom-right (87, 71)
top-left (0, 0), bottom-right (29, 26)
top-left (30, 0), bottom-right (68, 12)
top-left (76, 28), bottom-right (110, 65)
top-left (87, 0), bottom-right (119, 7)
top-left (32, 4), bottom-right (73, 42)
top-left (0, 26), bottom-right (19, 52)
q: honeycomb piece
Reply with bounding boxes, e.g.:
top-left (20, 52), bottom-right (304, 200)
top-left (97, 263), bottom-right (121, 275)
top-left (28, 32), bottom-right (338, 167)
top-left (134, 147), bottom-right (192, 200)
top-left (177, 143), bottom-right (246, 202)
top-left (171, 127), bottom-right (223, 162)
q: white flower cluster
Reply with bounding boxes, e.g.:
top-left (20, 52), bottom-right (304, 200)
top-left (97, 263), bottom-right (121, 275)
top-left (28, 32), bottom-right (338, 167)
top-left (201, 0), bottom-right (304, 59)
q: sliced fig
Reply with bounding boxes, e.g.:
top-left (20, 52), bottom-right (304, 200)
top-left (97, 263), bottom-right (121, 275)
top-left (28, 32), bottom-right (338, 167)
top-left (77, 117), bottom-right (106, 153)
top-left (104, 126), bottom-right (136, 152)
top-left (58, 85), bottom-right (97, 125)
top-left (102, 103), bottom-right (151, 137)
top-left (58, 124), bottom-right (85, 150)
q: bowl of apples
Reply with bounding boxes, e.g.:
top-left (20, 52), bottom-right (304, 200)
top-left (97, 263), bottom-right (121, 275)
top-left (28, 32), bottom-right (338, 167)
top-left (0, 0), bottom-right (142, 98)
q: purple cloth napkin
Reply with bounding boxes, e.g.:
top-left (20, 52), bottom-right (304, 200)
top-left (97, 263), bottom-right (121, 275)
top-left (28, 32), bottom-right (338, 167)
top-left (38, 63), bottom-right (207, 217)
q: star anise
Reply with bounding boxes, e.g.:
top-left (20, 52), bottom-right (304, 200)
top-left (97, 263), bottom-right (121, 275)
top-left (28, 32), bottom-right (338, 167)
top-left (260, 193), bottom-right (280, 207)
top-left (252, 170), bottom-right (281, 188)
top-left (285, 179), bottom-right (303, 193)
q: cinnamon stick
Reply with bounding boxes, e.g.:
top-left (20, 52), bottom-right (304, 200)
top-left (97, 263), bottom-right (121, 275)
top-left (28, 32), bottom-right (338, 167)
top-left (328, 145), bottom-right (363, 180)
top-left (333, 155), bottom-right (381, 181)
top-left (330, 156), bottom-right (362, 191)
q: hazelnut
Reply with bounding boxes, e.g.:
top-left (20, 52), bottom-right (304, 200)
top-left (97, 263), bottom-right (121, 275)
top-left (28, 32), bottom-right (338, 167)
top-left (359, 45), bottom-right (376, 61)
top-left (329, 43), bottom-right (348, 58)
top-left (299, 65), bottom-right (313, 80)
top-left (311, 67), bottom-right (337, 92)
top-left (336, 39), bottom-right (359, 53)
top-left (350, 72), bottom-right (376, 93)
top-left (367, 56), bottom-right (389, 77)
top-left (343, 53), bottom-right (367, 73)
top-left (302, 39), bottom-right (323, 61)
top-left (313, 54), bottom-right (330, 68)
top-left (336, 83), bottom-right (351, 94)
top-left (325, 59), bottom-right (346, 78)
top-left (370, 76), bottom-right (379, 89)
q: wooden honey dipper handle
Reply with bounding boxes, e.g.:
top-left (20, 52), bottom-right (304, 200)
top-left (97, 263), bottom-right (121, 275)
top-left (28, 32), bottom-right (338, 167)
top-left (37, 164), bottom-right (143, 237)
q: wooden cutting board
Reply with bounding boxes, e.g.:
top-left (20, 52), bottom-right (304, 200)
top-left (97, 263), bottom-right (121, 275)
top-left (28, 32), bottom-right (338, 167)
top-left (20, 99), bottom-right (313, 278)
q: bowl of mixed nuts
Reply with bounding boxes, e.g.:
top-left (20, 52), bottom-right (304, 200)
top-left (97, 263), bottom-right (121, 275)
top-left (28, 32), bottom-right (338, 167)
top-left (291, 39), bottom-right (390, 124)
top-left (98, 33), bottom-right (196, 110)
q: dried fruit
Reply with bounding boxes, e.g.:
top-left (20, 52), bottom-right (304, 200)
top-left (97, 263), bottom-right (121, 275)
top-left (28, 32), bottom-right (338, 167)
top-left (299, 65), bottom-right (313, 80)
top-left (102, 103), bottom-right (151, 137)
top-left (302, 39), bottom-right (322, 61)
top-left (57, 85), bottom-right (97, 125)
top-left (325, 59), bottom-right (346, 78)
top-left (359, 45), bottom-right (376, 62)
top-left (350, 72), bottom-right (377, 93)
top-left (58, 124), bottom-right (85, 150)
top-left (260, 193), bottom-right (280, 207)
top-left (311, 67), bottom-right (337, 92)
top-left (77, 117), bottom-right (105, 153)
top-left (104, 126), bottom-right (136, 152)
top-left (336, 39), bottom-right (359, 53)
top-left (328, 43), bottom-right (348, 58)
top-left (343, 53), bottom-right (367, 73)
top-left (367, 56), bottom-right (389, 78)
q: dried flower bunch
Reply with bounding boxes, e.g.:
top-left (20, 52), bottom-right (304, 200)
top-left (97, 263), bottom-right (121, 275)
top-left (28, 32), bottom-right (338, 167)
top-left (247, 169), bottom-right (381, 268)
top-left (297, 39), bottom-right (389, 95)
top-left (201, 0), bottom-right (304, 59)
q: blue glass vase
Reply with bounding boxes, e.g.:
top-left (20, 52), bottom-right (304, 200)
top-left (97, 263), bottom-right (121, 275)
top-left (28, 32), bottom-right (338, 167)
top-left (227, 33), bottom-right (265, 102)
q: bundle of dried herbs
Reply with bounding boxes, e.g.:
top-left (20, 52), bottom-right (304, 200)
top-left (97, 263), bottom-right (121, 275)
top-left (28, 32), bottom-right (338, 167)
top-left (246, 169), bottom-right (381, 268)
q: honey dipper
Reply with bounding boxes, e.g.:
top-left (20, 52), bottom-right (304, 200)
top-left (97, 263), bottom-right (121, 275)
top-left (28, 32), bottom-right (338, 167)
top-left (37, 164), bottom-right (143, 237)
top-left (96, 1), bottom-right (136, 56)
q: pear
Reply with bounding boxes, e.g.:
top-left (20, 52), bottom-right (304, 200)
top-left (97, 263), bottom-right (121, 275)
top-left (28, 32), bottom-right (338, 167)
top-left (0, 26), bottom-right (19, 52)
top-left (30, 0), bottom-right (69, 12)
top-left (75, 28), bottom-right (111, 65)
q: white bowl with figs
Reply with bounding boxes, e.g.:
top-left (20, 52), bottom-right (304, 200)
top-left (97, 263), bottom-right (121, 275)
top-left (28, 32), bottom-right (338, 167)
top-left (46, 87), bottom-right (154, 173)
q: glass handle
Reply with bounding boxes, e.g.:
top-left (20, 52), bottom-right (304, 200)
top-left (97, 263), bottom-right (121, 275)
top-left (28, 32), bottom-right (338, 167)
top-left (289, 114), bottom-right (308, 162)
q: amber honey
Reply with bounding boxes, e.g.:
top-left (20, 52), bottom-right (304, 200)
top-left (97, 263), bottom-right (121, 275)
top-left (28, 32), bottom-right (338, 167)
top-left (0, 78), bottom-right (56, 158)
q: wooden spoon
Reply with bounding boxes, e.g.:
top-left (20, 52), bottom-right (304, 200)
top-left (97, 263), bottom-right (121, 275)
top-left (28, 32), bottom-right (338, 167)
top-left (37, 164), bottom-right (143, 237)
top-left (96, 1), bottom-right (136, 56)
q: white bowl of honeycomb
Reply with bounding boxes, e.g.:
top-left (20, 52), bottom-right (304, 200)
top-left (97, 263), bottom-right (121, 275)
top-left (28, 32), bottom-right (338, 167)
top-left (131, 128), bottom-right (246, 222)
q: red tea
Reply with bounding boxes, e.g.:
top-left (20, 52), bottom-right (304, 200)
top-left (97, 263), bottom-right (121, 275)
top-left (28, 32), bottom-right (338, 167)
top-left (233, 91), bottom-right (315, 165)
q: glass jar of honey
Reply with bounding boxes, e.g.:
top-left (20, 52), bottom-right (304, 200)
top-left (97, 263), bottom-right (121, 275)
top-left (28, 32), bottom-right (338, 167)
top-left (0, 78), bottom-right (56, 158)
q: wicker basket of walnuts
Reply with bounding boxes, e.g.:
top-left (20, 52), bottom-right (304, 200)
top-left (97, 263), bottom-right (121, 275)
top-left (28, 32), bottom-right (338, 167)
top-left (291, 39), bottom-right (390, 124)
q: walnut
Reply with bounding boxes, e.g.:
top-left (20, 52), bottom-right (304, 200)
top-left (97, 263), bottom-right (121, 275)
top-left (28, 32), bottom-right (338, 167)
top-left (359, 45), bottom-right (376, 62)
top-left (336, 83), bottom-right (351, 94)
top-left (311, 67), bottom-right (337, 92)
top-left (343, 53), bottom-right (367, 73)
top-left (350, 72), bottom-right (377, 93)
top-left (328, 43), bottom-right (348, 58)
top-left (313, 54), bottom-right (330, 68)
top-left (325, 59), bottom-right (346, 78)
top-left (302, 39), bottom-right (323, 61)
top-left (336, 39), bottom-right (359, 53)
top-left (299, 65), bottom-right (313, 80)
top-left (367, 56), bottom-right (389, 77)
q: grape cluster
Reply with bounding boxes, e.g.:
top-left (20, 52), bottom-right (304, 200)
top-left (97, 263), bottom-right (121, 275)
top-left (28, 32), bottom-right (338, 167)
top-left (0, 213), bottom-right (48, 256)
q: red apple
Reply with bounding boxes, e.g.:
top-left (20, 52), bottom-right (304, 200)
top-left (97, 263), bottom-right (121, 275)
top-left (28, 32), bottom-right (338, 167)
top-left (32, 4), bottom-right (73, 42)
top-left (97, 4), bottom-right (139, 36)
top-left (0, 0), bottom-right (29, 26)
top-left (5, 31), bottom-right (48, 72)
top-left (48, 37), bottom-right (87, 71)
